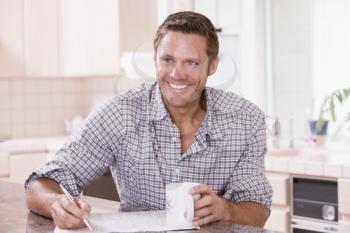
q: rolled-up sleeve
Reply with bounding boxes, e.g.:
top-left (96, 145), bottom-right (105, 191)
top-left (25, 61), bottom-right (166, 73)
top-left (24, 98), bottom-right (123, 196)
top-left (223, 112), bottom-right (273, 211)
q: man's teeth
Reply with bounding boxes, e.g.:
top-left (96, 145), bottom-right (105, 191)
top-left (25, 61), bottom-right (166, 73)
top-left (170, 83), bottom-right (187, 89)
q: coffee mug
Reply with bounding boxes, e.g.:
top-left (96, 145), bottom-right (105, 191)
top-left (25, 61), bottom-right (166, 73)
top-left (166, 182), bottom-right (201, 226)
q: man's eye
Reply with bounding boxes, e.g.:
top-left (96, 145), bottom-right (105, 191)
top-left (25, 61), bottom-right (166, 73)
top-left (163, 58), bottom-right (173, 63)
top-left (186, 60), bottom-right (199, 66)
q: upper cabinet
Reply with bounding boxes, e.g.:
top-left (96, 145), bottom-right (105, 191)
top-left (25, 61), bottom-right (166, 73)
top-left (0, 0), bottom-right (25, 77)
top-left (0, 0), bottom-right (120, 78)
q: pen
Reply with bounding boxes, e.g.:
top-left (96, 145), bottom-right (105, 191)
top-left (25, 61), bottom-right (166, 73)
top-left (59, 184), bottom-right (93, 231)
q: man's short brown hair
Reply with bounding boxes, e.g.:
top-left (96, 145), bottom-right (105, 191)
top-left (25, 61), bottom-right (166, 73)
top-left (153, 11), bottom-right (219, 62)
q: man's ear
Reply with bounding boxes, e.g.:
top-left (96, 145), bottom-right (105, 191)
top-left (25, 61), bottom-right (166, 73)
top-left (208, 57), bottom-right (219, 76)
top-left (153, 52), bottom-right (157, 67)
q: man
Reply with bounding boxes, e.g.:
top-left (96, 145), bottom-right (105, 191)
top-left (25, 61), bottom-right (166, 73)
top-left (25, 11), bottom-right (272, 229)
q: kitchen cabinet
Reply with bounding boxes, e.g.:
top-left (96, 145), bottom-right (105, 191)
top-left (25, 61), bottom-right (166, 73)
top-left (0, 0), bottom-right (25, 77)
top-left (265, 206), bottom-right (290, 233)
top-left (265, 172), bottom-right (290, 233)
top-left (0, 137), bottom-right (66, 184)
top-left (339, 178), bottom-right (350, 232)
top-left (0, 0), bottom-right (120, 77)
top-left (24, 0), bottom-right (59, 77)
top-left (9, 152), bottom-right (48, 184)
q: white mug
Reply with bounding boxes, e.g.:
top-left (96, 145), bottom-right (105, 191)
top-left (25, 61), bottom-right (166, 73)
top-left (166, 182), bottom-right (201, 226)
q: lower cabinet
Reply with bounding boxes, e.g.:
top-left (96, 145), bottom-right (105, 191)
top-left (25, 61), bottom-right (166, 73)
top-left (339, 178), bottom-right (350, 233)
top-left (265, 172), bottom-right (291, 232)
top-left (9, 152), bottom-right (48, 184)
top-left (265, 206), bottom-right (290, 233)
top-left (339, 219), bottom-right (350, 233)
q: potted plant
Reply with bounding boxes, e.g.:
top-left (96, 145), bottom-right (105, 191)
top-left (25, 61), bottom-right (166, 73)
top-left (310, 87), bottom-right (350, 137)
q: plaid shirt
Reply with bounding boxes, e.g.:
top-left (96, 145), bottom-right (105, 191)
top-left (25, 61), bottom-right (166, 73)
top-left (25, 82), bottom-right (272, 211)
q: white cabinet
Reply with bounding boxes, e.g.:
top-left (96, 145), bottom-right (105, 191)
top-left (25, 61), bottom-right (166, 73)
top-left (339, 178), bottom-right (350, 215)
top-left (0, 150), bottom-right (10, 177)
top-left (9, 152), bottom-right (48, 184)
top-left (266, 172), bottom-right (290, 232)
top-left (267, 172), bottom-right (290, 206)
top-left (0, 0), bottom-right (25, 77)
top-left (60, 0), bottom-right (120, 76)
top-left (265, 206), bottom-right (290, 233)
top-left (0, 0), bottom-right (120, 77)
top-left (24, 0), bottom-right (59, 77)
top-left (339, 178), bottom-right (350, 232)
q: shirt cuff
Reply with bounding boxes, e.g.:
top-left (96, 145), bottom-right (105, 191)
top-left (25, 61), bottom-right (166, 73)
top-left (24, 161), bottom-right (81, 196)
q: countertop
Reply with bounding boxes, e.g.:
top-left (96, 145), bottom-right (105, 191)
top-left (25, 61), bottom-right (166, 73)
top-left (266, 146), bottom-right (350, 178)
top-left (0, 181), bottom-right (271, 233)
top-left (0, 136), bottom-right (67, 154)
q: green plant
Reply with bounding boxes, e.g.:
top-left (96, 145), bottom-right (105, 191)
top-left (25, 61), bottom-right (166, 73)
top-left (317, 87), bottom-right (350, 132)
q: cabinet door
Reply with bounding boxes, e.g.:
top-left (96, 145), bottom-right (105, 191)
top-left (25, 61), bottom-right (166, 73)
top-left (266, 173), bottom-right (290, 206)
top-left (265, 206), bottom-right (290, 233)
top-left (339, 178), bottom-right (350, 215)
top-left (339, 220), bottom-right (350, 233)
top-left (0, 0), bottom-right (25, 77)
top-left (0, 151), bottom-right (10, 177)
top-left (9, 152), bottom-right (48, 184)
top-left (61, 0), bottom-right (120, 76)
top-left (24, 0), bottom-right (59, 76)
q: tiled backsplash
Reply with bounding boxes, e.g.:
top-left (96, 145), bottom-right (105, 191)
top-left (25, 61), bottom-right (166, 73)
top-left (0, 76), bottom-right (117, 138)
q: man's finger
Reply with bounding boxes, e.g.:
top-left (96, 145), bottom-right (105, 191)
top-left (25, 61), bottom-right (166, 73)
top-left (77, 199), bottom-right (91, 219)
top-left (51, 202), bottom-right (83, 228)
top-left (194, 195), bottom-right (213, 209)
top-left (60, 195), bottom-right (86, 219)
top-left (193, 214), bottom-right (216, 226)
top-left (190, 184), bottom-right (212, 195)
top-left (194, 206), bottom-right (211, 218)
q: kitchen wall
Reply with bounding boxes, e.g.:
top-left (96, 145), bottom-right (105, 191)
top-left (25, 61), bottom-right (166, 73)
top-left (0, 76), bottom-right (116, 138)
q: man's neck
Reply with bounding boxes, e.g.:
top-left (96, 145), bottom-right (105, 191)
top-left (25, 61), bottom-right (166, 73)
top-left (166, 94), bottom-right (207, 131)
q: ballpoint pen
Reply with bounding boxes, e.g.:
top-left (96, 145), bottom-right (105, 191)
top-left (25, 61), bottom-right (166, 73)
top-left (59, 184), bottom-right (93, 231)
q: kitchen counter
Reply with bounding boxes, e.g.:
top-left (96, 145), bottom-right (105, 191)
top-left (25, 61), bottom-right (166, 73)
top-left (0, 136), bottom-right (67, 154)
top-left (0, 181), bottom-right (272, 233)
top-left (265, 146), bottom-right (350, 178)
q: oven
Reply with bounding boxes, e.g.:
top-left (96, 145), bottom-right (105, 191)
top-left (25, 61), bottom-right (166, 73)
top-left (291, 176), bottom-right (338, 233)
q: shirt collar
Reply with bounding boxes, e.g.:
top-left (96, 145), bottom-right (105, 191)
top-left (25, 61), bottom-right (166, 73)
top-left (148, 83), bottom-right (223, 139)
top-left (203, 88), bottom-right (224, 140)
top-left (148, 83), bottom-right (169, 121)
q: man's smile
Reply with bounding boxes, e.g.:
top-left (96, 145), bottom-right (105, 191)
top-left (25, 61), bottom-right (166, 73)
top-left (169, 83), bottom-right (190, 90)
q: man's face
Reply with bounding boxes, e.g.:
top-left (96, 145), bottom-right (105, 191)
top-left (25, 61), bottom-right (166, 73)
top-left (154, 31), bottom-right (218, 110)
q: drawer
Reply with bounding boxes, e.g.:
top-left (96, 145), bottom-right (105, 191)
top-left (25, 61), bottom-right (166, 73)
top-left (266, 173), bottom-right (290, 206)
top-left (265, 206), bottom-right (290, 233)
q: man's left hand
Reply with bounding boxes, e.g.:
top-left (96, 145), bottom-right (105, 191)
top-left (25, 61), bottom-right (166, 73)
top-left (190, 184), bottom-right (233, 226)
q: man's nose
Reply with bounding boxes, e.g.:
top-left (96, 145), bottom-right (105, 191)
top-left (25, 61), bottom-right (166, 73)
top-left (169, 62), bottom-right (185, 79)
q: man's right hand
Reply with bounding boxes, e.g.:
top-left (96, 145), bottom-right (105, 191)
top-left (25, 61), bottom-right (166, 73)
top-left (26, 178), bottom-right (91, 229)
top-left (51, 194), bottom-right (91, 229)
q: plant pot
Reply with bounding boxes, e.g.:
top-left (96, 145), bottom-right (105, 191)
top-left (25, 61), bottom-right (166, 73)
top-left (308, 120), bottom-right (329, 135)
top-left (308, 120), bottom-right (329, 145)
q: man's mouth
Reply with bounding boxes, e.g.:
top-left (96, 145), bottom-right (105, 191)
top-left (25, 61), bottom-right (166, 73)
top-left (169, 83), bottom-right (188, 90)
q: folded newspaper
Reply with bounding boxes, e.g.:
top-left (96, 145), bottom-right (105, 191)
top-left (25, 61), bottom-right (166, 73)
top-left (55, 183), bottom-right (199, 233)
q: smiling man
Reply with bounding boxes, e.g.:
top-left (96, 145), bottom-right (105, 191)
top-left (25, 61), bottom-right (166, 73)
top-left (25, 11), bottom-right (272, 229)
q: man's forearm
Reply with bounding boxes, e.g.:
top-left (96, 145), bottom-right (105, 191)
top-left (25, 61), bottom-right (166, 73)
top-left (26, 178), bottom-right (63, 218)
top-left (224, 200), bottom-right (269, 228)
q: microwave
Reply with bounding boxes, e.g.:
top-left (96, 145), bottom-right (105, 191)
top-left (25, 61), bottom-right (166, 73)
top-left (291, 176), bottom-right (338, 233)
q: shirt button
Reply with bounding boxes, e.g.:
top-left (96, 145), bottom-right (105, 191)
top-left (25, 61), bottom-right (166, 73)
top-left (173, 168), bottom-right (180, 175)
